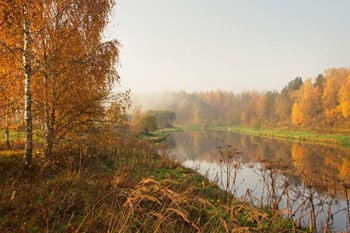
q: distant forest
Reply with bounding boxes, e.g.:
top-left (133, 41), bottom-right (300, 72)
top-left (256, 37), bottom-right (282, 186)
top-left (133, 67), bottom-right (350, 130)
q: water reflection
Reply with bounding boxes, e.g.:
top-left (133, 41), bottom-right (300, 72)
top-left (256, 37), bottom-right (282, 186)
top-left (166, 130), bottom-right (350, 232)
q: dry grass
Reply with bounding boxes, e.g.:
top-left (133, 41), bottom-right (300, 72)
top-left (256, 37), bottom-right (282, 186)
top-left (115, 178), bottom-right (210, 232)
top-left (0, 130), bottom-right (305, 232)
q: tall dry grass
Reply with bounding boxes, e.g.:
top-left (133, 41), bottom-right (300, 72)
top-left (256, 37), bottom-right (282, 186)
top-left (0, 127), bottom-right (307, 232)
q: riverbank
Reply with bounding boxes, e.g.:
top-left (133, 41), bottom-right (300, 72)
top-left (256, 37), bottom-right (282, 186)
top-left (213, 126), bottom-right (350, 148)
top-left (0, 138), bottom-right (301, 232)
top-left (139, 127), bottom-right (183, 143)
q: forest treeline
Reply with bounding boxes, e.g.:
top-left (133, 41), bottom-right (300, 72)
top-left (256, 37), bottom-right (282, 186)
top-left (134, 67), bottom-right (350, 131)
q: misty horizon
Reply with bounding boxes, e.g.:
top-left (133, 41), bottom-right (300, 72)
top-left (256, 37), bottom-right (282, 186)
top-left (107, 1), bottom-right (350, 93)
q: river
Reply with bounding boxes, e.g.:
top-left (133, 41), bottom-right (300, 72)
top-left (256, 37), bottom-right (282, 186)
top-left (166, 130), bottom-right (350, 232)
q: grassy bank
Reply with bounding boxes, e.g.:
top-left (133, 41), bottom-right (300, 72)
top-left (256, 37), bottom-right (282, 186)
top-left (176, 124), bottom-right (207, 131)
top-left (139, 127), bottom-right (183, 143)
top-left (0, 137), bottom-right (302, 232)
top-left (214, 126), bottom-right (350, 148)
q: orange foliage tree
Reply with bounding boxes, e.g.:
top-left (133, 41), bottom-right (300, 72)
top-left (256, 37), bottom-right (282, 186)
top-left (0, 0), bottom-right (124, 162)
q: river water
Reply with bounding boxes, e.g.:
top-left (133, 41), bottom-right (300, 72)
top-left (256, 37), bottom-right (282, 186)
top-left (166, 130), bottom-right (350, 232)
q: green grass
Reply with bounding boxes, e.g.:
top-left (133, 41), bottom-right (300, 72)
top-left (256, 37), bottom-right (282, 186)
top-left (0, 129), bottom-right (25, 141)
top-left (0, 129), bottom-right (47, 147)
top-left (153, 127), bottom-right (183, 137)
top-left (214, 126), bottom-right (350, 148)
top-left (139, 127), bottom-right (183, 143)
top-left (175, 124), bottom-right (207, 131)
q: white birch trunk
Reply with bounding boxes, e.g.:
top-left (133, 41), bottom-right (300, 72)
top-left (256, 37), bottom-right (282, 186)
top-left (23, 7), bottom-right (33, 166)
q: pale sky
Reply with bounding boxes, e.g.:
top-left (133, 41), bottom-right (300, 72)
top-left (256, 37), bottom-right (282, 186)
top-left (105, 1), bottom-right (350, 93)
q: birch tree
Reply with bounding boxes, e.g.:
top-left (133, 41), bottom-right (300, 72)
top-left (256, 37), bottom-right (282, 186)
top-left (0, 0), bottom-right (121, 162)
top-left (0, 0), bottom-right (37, 165)
top-left (31, 0), bottom-right (119, 157)
top-left (23, 3), bottom-right (33, 165)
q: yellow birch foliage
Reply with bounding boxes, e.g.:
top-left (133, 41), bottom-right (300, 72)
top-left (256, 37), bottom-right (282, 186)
top-left (339, 74), bottom-right (350, 118)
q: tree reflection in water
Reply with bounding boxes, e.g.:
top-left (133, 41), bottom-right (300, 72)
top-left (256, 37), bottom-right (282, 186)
top-left (166, 130), bottom-right (350, 232)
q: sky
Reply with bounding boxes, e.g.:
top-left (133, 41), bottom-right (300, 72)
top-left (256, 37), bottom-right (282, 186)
top-left (105, 0), bottom-right (350, 93)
